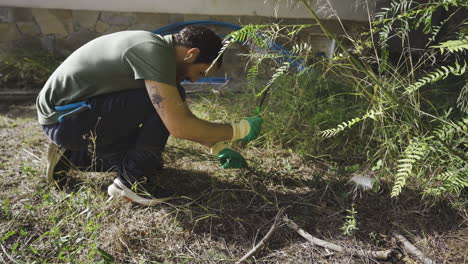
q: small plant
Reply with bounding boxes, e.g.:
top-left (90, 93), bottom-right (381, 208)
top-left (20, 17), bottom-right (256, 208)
top-left (21, 164), bottom-right (38, 177)
top-left (341, 204), bottom-right (358, 236)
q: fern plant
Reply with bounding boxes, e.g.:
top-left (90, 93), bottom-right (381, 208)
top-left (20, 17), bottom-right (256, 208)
top-left (424, 165), bottom-right (468, 197)
top-left (391, 137), bottom-right (429, 197)
top-left (432, 37), bottom-right (468, 54)
top-left (319, 109), bottom-right (383, 138)
top-left (212, 0), bottom-right (467, 200)
top-left (404, 61), bottom-right (467, 95)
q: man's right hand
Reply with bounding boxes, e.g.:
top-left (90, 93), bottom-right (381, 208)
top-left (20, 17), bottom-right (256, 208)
top-left (231, 114), bottom-right (264, 142)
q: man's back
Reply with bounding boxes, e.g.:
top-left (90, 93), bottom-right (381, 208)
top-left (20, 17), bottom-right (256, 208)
top-left (36, 31), bottom-right (176, 125)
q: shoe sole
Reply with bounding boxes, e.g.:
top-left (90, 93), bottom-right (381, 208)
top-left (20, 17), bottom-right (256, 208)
top-left (46, 143), bottom-right (64, 183)
top-left (107, 178), bottom-right (175, 206)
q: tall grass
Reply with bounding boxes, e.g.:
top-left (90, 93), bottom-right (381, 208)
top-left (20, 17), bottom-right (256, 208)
top-left (214, 0), bottom-right (467, 199)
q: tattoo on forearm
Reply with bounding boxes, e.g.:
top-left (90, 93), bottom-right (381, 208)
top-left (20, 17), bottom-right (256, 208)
top-left (150, 93), bottom-right (165, 109)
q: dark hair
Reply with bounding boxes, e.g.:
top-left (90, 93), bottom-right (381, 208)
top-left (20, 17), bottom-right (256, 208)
top-left (173, 26), bottom-right (223, 68)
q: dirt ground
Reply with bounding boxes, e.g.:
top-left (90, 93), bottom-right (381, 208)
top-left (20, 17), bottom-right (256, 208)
top-left (0, 102), bottom-right (467, 263)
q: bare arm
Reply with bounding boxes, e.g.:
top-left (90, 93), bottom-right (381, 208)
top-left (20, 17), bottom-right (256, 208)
top-left (145, 80), bottom-right (232, 147)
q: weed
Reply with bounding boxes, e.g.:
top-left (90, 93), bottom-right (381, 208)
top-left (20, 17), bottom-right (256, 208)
top-left (21, 164), bottom-right (37, 177)
top-left (341, 204), bottom-right (358, 236)
top-left (0, 49), bottom-right (63, 88)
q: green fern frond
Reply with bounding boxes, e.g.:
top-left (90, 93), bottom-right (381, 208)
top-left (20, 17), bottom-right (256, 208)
top-left (207, 25), bottom-right (263, 72)
top-left (391, 138), bottom-right (428, 197)
top-left (424, 166), bottom-right (468, 197)
top-left (319, 109), bottom-right (383, 138)
top-left (434, 117), bottom-right (468, 140)
top-left (290, 43), bottom-right (314, 55)
top-left (247, 60), bottom-right (261, 90)
top-left (426, 14), bottom-right (460, 45)
top-left (432, 37), bottom-right (468, 54)
top-left (375, 0), bottom-right (414, 21)
top-left (230, 24), bottom-right (262, 43)
top-left (255, 62), bottom-right (290, 98)
top-left (405, 61), bottom-right (467, 94)
top-left (457, 82), bottom-right (468, 112)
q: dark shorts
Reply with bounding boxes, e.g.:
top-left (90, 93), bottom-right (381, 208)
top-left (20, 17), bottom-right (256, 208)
top-left (42, 88), bottom-right (170, 182)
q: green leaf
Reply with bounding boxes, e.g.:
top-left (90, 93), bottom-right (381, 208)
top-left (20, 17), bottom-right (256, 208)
top-left (97, 247), bottom-right (114, 263)
top-left (29, 245), bottom-right (38, 255)
top-left (1, 231), bottom-right (15, 242)
top-left (11, 242), bottom-right (19, 253)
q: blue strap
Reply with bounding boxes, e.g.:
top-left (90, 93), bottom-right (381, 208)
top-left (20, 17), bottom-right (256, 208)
top-left (55, 101), bottom-right (91, 123)
top-left (55, 101), bottom-right (88, 111)
top-left (181, 77), bottom-right (231, 84)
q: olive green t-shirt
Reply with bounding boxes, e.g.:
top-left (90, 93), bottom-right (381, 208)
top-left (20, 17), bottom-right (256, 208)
top-left (36, 31), bottom-right (176, 125)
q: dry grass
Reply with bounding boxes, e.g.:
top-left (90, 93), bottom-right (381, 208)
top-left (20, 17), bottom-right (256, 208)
top-left (0, 101), bottom-right (467, 263)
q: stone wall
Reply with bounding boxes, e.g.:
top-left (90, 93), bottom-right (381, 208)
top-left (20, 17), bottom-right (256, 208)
top-left (0, 7), bottom-right (347, 55)
top-left (0, 7), bottom-right (362, 90)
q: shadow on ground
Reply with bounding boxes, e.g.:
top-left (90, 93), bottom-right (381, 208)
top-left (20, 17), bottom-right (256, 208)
top-left (99, 164), bottom-right (464, 262)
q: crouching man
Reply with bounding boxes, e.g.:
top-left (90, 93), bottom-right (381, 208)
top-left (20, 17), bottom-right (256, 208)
top-left (36, 26), bottom-right (263, 205)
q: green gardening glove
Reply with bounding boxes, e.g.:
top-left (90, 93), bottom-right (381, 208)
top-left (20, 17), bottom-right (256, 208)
top-left (231, 111), bottom-right (264, 142)
top-left (217, 148), bottom-right (248, 169)
top-left (240, 115), bottom-right (263, 142)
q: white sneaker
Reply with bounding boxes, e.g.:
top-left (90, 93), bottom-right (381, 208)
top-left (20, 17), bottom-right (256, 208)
top-left (46, 142), bottom-right (65, 183)
top-left (107, 177), bottom-right (175, 206)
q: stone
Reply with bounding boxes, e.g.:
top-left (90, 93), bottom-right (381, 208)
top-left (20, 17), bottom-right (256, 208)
top-left (66, 29), bottom-right (97, 48)
top-left (0, 8), bottom-right (13, 23)
top-left (95, 21), bottom-right (110, 33)
top-left (183, 14), bottom-right (208, 22)
top-left (73, 10), bottom-right (100, 30)
top-left (52, 9), bottom-right (73, 33)
top-left (100, 12), bottom-right (135, 26)
top-left (12, 8), bottom-right (34, 22)
top-left (56, 29), bottom-right (97, 55)
top-left (10, 37), bottom-right (43, 53)
top-left (0, 42), bottom-right (11, 55)
top-left (209, 15), bottom-right (234, 23)
top-left (135, 12), bottom-right (170, 25)
top-left (102, 25), bottom-right (127, 35)
top-left (32, 9), bottom-right (72, 36)
top-left (169, 14), bottom-right (184, 24)
top-left (127, 24), bottom-right (161, 32)
top-left (40, 35), bottom-right (56, 53)
top-left (17, 22), bottom-right (41, 36)
top-left (0, 23), bottom-right (21, 41)
top-left (239, 15), bottom-right (264, 25)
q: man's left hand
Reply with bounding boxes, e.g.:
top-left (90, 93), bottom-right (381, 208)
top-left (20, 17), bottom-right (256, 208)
top-left (217, 148), bottom-right (248, 169)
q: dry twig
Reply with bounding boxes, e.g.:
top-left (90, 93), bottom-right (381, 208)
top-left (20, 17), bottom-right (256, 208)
top-left (392, 232), bottom-right (434, 264)
top-left (236, 209), bottom-right (285, 264)
top-left (283, 216), bottom-right (398, 261)
top-left (0, 243), bottom-right (21, 264)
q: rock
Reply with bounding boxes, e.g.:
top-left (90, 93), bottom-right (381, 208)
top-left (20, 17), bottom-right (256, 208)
top-left (32, 9), bottom-right (72, 36)
top-left (100, 12), bottom-right (135, 26)
top-left (135, 12), bottom-right (169, 25)
top-left (17, 22), bottom-right (41, 36)
top-left (12, 8), bottom-right (34, 22)
top-left (127, 24), bottom-right (160, 31)
top-left (72, 10), bottom-right (100, 30)
top-left (95, 21), bottom-right (110, 33)
top-left (0, 23), bottom-right (21, 41)
top-left (0, 8), bottom-right (13, 23)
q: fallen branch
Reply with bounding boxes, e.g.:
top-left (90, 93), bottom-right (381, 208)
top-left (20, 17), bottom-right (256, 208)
top-left (283, 216), bottom-right (398, 261)
top-left (236, 209), bottom-right (285, 264)
top-left (392, 232), bottom-right (434, 264)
